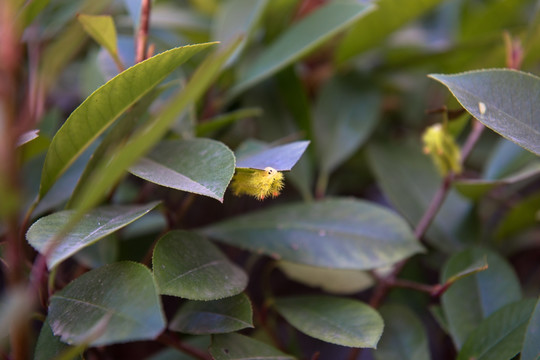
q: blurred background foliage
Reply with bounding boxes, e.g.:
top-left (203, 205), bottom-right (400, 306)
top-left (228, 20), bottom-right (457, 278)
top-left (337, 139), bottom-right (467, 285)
top-left (3, 0), bottom-right (540, 359)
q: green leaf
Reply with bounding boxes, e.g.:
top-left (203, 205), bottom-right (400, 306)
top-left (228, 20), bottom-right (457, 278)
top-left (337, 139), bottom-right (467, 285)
top-left (236, 140), bottom-right (309, 171)
top-left (367, 141), bottom-right (472, 253)
top-left (17, 0), bottom-right (51, 29)
top-left (17, 130), bottom-right (40, 147)
top-left (68, 86), bottom-right (165, 208)
top-left (454, 162), bottom-right (540, 200)
top-left (429, 69), bottom-right (540, 156)
top-left (129, 139), bottom-right (235, 202)
top-left (212, 0), bottom-right (269, 65)
top-left (77, 14), bottom-right (120, 66)
top-left (121, 0), bottom-right (142, 30)
top-left (169, 294), bottom-right (253, 334)
top-left (34, 319), bottom-right (83, 360)
top-left (336, 0), bottom-right (446, 63)
top-left (229, 1), bottom-right (375, 97)
top-left (495, 191), bottom-right (540, 240)
top-left (443, 256), bottom-right (489, 286)
top-left (71, 40), bottom-right (238, 214)
top-left (374, 304), bottom-right (430, 360)
top-left (314, 74), bottom-right (380, 174)
top-left (210, 333), bottom-right (295, 360)
top-left (274, 295), bottom-right (383, 348)
top-left (276, 66), bottom-right (313, 140)
top-left (49, 262), bottom-right (165, 346)
top-left (441, 247), bottom-right (522, 348)
top-left (196, 108), bottom-right (262, 137)
top-left (202, 198), bottom-right (423, 270)
top-left (39, 42), bottom-right (215, 200)
top-left (484, 139), bottom-right (539, 180)
top-left (522, 297), bottom-right (540, 360)
top-left (457, 299), bottom-right (537, 360)
top-left (277, 261), bottom-right (374, 295)
top-left (27, 202), bottom-right (159, 269)
top-left (148, 336), bottom-right (211, 360)
top-left (152, 231), bottom-right (248, 300)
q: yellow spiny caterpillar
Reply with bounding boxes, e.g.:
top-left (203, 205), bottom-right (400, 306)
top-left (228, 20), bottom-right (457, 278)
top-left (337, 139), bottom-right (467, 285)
top-left (230, 167), bottom-right (284, 200)
top-left (422, 123), bottom-right (462, 176)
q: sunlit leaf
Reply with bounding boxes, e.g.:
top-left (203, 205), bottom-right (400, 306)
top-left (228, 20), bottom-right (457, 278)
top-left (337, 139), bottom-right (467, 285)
top-left (430, 70), bottom-right (540, 156)
top-left (39, 43), bottom-right (215, 199)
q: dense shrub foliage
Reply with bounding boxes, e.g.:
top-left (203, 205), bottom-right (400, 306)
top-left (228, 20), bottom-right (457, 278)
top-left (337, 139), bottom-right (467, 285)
top-left (1, 0), bottom-right (539, 359)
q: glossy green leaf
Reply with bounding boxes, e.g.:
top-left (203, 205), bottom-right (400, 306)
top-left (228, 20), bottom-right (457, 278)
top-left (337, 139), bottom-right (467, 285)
top-left (274, 295), bottom-right (383, 348)
top-left (71, 40), bottom-right (238, 213)
top-left (277, 261), bottom-right (374, 295)
top-left (129, 139), bottom-right (235, 202)
top-left (169, 294), bottom-right (253, 334)
top-left (77, 14), bottom-right (119, 63)
top-left (202, 198), bottom-right (422, 270)
top-left (39, 42), bottom-right (214, 200)
top-left (153, 231), bottom-right (248, 300)
top-left (374, 304), bottom-right (429, 360)
top-left (522, 297), bottom-right (540, 360)
top-left (49, 262), bottom-right (165, 346)
top-left (27, 202), bottom-right (159, 269)
top-left (336, 0), bottom-right (446, 63)
top-left (235, 140), bottom-right (309, 171)
top-left (457, 299), bottom-right (537, 360)
top-left (210, 333), bottom-right (295, 360)
top-left (34, 319), bottom-right (83, 360)
top-left (230, 1), bottom-right (375, 97)
top-left (441, 247), bottom-right (522, 348)
top-left (429, 70), bottom-right (540, 156)
top-left (314, 75), bottom-right (380, 174)
top-left (367, 141), bottom-right (472, 253)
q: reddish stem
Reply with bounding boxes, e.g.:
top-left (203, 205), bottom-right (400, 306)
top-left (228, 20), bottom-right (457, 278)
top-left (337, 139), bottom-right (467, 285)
top-left (135, 0), bottom-right (151, 63)
top-left (157, 331), bottom-right (212, 360)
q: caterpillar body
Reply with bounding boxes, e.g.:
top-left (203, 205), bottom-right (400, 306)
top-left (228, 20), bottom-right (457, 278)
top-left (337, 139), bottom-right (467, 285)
top-left (230, 167), bottom-right (284, 200)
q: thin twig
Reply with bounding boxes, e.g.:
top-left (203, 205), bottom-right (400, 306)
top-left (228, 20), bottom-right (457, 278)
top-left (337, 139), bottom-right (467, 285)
top-left (135, 0), bottom-right (151, 63)
top-left (348, 118), bottom-right (486, 360)
top-left (157, 331), bottom-right (212, 360)
top-left (460, 120), bottom-right (485, 165)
